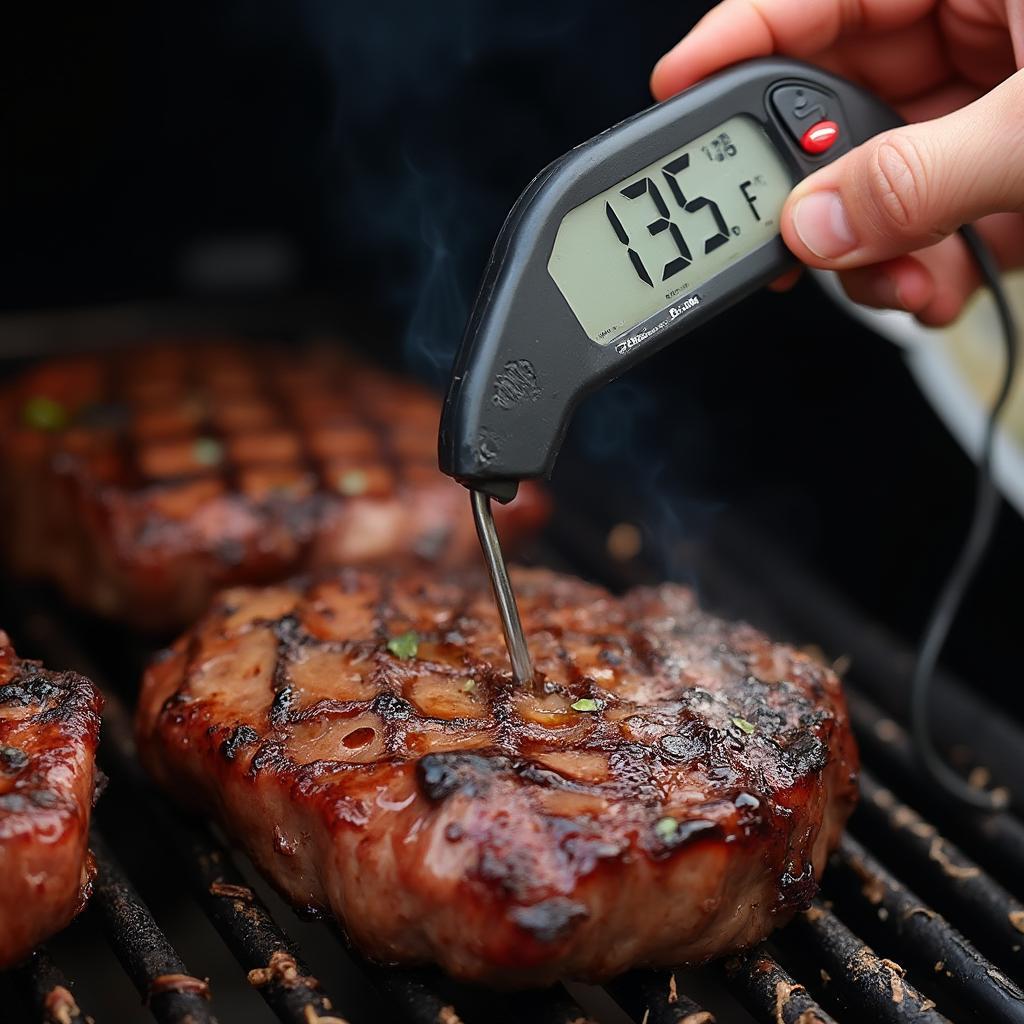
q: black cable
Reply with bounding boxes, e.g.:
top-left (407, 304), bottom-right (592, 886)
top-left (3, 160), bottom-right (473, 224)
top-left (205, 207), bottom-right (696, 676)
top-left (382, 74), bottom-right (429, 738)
top-left (909, 224), bottom-right (1018, 811)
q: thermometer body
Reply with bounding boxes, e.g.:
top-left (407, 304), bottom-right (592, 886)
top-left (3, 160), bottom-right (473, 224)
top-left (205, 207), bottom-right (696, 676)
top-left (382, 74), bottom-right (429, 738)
top-left (439, 58), bottom-right (900, 500)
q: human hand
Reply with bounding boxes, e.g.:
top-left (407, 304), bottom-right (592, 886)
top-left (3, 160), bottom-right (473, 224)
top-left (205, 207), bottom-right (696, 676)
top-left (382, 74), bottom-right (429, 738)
top-left (652, 0), bottom-right (1024, 324)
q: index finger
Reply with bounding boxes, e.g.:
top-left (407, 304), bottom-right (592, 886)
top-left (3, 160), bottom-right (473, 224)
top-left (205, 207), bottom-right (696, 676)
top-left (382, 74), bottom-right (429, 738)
top-left (650, 0), bottom-right (936, 100)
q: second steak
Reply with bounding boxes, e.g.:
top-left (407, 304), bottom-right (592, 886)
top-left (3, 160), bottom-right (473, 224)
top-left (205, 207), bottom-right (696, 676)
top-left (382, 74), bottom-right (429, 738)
top-left (0, 343), bottom-right (547, 629)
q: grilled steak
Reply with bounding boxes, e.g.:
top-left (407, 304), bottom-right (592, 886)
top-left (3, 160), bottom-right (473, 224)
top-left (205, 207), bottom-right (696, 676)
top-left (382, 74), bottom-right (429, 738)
top-left (137, 566), bottom-right (858, 986)
top-left (0, 632), bottom-right (103, 967)
top-left (0, 344), bottom-right (547, 629)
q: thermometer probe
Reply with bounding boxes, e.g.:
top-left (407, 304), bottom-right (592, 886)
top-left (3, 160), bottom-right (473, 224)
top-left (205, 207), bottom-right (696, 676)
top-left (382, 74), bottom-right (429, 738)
top-left (438, 58), bottom-right (1016, 808)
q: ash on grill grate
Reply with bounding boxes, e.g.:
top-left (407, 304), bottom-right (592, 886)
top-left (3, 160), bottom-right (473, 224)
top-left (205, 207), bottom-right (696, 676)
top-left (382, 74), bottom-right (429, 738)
top-left (608, 969), bottom-right (719, 1023)
top-left (787, 902), bottom-right (951, 1024)
top-left (721, 950), bottom-right (837, 1024)
top-left (853, 770), bottom-right (1024, 978)
top-left (828, 832), bottom-right (1024, 1023)
top-left (847, 688), bottom-right (1024, 887)
top-left (14, 947), bottom-right (91, 1024)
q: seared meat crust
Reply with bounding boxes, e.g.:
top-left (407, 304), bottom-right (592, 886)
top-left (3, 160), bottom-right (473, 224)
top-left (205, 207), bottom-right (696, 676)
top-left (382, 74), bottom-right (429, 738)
top-left (137, 566), bottom-right (858, 986)
top-left (0, 632), bottom-right (103, 967)
top-left (0, 344), bottom-right (547, 629)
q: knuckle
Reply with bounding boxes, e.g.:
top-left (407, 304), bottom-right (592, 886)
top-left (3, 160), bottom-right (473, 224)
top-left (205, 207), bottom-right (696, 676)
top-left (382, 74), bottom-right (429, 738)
top-left (866, 134), bottom-right (933, 238)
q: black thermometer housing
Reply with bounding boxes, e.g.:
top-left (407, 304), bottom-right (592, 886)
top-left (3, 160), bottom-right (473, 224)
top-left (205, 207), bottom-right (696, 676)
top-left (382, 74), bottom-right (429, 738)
top-left (439, 58), bottom-right (901, 500)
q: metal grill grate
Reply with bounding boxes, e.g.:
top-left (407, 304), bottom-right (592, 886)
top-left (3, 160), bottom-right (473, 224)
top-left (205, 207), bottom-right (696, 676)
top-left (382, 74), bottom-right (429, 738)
top-left (2, 518), bottom-right (1024, 1024)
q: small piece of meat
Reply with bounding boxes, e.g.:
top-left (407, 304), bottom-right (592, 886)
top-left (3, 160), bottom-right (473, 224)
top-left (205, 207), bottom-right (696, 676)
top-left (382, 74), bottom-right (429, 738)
top-left (0, 631), bottom-right (103, 967)
top-left (0, 343), bottom-right (547, 630)
top-left (136, 566), bottom-right (858, 987)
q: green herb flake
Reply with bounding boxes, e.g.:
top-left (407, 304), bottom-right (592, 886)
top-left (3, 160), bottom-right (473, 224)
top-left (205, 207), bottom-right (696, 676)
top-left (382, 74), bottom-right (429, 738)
top-left (571, 698), bottom-right (604, 713)
top-left (731, 716), bottom-right (756, 735)
top-left (193, 437), bottom-right (224, 467)
top-left (22, 396), bottom-right (67, 432)
top-left (654, 816), bottom-right (679, 841)
top-left (386, 631), bottom-right (420, 660)
top-left (461, 679), bottom-right (476, 692)
top-left (337, 469), bottom-right (368, 496)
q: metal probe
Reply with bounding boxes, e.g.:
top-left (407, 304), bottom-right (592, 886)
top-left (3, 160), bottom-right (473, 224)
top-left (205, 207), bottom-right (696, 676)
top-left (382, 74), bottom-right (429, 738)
top-left (470, 489), bottom-right (534, 685)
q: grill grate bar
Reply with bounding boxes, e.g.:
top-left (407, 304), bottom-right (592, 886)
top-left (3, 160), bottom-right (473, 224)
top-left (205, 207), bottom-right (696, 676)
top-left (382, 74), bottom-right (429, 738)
top-left (158, 814), bottom-right (340, 1024)
top-left (90, 830), bottom-right (218, 1024)
top-left (721, 948), bottom-right (837, 1024)
top-left (346, 942), bottom-right (609, 1024)
top-left (847, 688), bottom-right (1024, 886)
top-left (787, 901), bottom-right (951, 1023)
top-left (501, 987), bottom-right (603, 1024)
top-left (16, 947), bottom-right (90, 1024)
top-left (607, 969), bottom-right (716, 1023)
top-left (853, 769), bottom-right (1024, 976)
top-left (97, 680), bottom-right (339, 1024)
top-left (828, 832), bottom-right (1024, 1022)
top-left (351, 963), bottom-right (467, 1024)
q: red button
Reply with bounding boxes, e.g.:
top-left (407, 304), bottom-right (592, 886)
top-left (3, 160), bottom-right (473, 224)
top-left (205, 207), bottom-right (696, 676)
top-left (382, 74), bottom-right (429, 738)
top-left (800, 120), bottom-right (839, 154)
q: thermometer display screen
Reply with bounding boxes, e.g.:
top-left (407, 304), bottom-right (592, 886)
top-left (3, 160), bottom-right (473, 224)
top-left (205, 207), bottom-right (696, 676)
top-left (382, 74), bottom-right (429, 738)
top-left (547, 115), bottom-right (792, 344)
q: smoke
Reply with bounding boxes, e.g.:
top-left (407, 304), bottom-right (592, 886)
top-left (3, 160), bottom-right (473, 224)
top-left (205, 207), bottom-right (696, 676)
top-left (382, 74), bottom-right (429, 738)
top-left (399, 161), bottom-right (470, 383)
top-left (287, 0), bottom-right (716, 582)
top-left (294, 0), bottom-right (664, 385)
top-left (572, 367), bottom-right (723, 586)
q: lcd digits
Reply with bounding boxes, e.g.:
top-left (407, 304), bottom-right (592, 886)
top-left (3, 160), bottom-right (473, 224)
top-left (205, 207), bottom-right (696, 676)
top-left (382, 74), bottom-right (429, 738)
top-left (547, 115), bottom-right (792, 344)
top-left (604, 151), bottom-right (732, 288)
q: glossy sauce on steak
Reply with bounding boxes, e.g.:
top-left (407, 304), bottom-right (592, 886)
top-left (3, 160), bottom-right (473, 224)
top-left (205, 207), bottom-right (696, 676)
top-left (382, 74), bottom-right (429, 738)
top-left (0, 632), bottom-right (103, 967)
top-left (137, 566), bottom-right (857, 986)
top-left (0, 344), bottom-right (547, 629)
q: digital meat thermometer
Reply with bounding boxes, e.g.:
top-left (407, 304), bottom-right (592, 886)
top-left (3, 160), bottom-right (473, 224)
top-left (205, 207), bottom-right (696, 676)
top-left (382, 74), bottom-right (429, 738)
top-left (437, 58), bottom-right (1016, 809)
top-left (439, 58), bottom-right (901, 673)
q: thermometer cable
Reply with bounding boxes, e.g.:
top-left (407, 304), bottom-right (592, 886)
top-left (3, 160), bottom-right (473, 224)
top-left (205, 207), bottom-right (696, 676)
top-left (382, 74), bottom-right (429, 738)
top-left (910, 224), bottom-right (1018, 811)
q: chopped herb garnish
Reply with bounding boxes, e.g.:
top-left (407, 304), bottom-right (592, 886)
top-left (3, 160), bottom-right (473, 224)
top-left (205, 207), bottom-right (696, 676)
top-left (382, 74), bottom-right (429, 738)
top-left (337, 469), bottom-right (368, 496)
top-left (571, 697), bottom-right (604, 713)
top-left (193, 437), bottom-right (224, 467)
top-left (731, 716), bottom-right (756, 735)
top-left (654, 816), bottom-right (679, 841)
top-left (461, 678), bottom-right (476, 692)
top-left (386, 631), bottom-right (420, 660)
top-left (22, 396), bottom-right (67, 431)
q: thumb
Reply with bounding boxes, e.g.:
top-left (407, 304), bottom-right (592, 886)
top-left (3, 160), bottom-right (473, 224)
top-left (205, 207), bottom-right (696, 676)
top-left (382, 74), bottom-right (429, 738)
top-left (781, 69), bottom-right (1024, 270)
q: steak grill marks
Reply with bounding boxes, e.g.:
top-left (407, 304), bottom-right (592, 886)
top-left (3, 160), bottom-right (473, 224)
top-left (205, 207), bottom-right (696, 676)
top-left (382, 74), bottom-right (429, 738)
top-left (214, 567), bottom-right (847, 852)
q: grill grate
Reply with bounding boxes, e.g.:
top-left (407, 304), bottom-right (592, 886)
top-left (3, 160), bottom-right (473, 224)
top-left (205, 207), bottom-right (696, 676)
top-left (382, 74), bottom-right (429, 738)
top-left (721, 950), bottom-right (838, 1024)
top-left (786, 902), bottom-right (949, 1023)
top-left (3, 523), bottom-right (1024, 1023)
top-left (90, 831), bottom-right (216, 1024)
top-left (17, 948), bottom-right (90, 1024)
top-left (829, 833), bottom-right (1024, 1023)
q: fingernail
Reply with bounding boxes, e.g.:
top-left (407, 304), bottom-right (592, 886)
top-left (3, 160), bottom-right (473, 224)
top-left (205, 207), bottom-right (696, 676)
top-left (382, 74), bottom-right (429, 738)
top-left (792, 191), bottom-right (857, 260)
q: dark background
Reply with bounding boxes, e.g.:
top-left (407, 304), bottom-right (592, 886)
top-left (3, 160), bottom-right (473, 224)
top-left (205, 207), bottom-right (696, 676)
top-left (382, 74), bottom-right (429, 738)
top-left (1, 0), bottom-right (1021, 711)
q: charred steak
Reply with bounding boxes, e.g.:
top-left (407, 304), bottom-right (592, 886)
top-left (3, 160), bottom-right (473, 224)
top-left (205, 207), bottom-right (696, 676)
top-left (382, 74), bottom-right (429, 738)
top-left (0, 632), bottom-right (103, 967)
top-left (136, 567), bottom-right (858, 986)
top-left (0, 344), bottom-right (547, 629)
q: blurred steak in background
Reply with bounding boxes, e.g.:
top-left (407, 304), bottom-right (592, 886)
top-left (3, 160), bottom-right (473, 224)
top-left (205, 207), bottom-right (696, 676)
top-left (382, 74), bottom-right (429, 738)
top-left (0, 342), bottom-right (548, 630)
